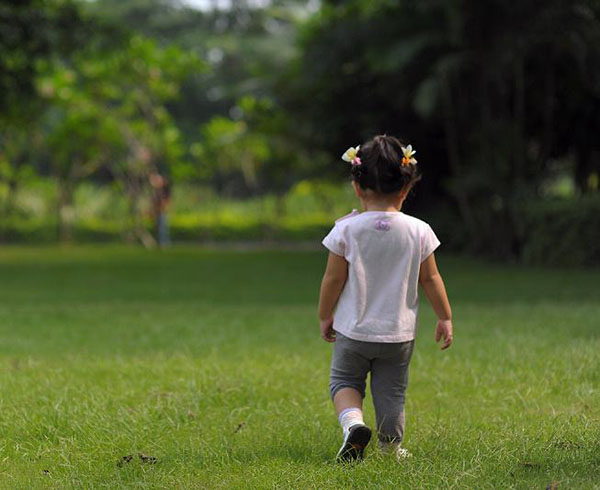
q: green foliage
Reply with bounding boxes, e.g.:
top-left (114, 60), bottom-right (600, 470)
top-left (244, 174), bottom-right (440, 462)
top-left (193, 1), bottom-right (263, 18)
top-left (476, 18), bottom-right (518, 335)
top-left (0, 0), bottom-right (87, 114)
top-left (2, 0), bottom-right (600, 264)
top-left (0, 125), bottom-right (39, 217)
top-left (35, 33), bottom-right (204, 241)
top-left (195, 94), bottom-right (315, 195)
top-left (85, 0), bottom-right (311, 145)
top-left (38, 33), bottom-right (203, 172)
top-left (424, 194), bottom-right (600, 266)
top-left (197, 114), bottom-right (270, 188)
top-left (2, 178), bottom-right (599, 266)
top-left (520, 195), bottom-right (600, 266)
top-left (288, 0), bottom-right (600, 259)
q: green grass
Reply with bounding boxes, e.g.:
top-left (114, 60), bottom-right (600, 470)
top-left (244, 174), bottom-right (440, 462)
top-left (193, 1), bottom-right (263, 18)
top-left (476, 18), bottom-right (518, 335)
top-left (0, 246), bottom-right (598, 489)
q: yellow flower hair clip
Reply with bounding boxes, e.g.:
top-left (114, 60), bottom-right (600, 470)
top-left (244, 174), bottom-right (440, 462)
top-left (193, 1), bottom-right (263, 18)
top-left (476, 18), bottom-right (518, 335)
top-left (401, 145), bottom-right (417, 166)
top-left (341, 145), bottom-right (361, 166)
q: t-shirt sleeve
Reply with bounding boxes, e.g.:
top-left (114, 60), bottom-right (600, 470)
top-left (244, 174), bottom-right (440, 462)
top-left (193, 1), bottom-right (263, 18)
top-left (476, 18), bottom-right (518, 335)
top-left (420, 223), bottom-right (441, 262)
top-left (322, 224), bottom-right (346, 257)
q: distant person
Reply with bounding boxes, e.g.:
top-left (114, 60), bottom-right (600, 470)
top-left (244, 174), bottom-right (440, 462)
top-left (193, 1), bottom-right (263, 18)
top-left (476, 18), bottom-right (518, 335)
top-left (318, 135), bottom-right (453, 462)
top-left (149, 172), bottom-right (171, 247)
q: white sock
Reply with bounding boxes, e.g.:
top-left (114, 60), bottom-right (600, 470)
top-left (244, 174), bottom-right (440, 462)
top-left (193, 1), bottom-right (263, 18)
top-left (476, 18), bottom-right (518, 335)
top-left (338, 408), bottom-right (364, 433)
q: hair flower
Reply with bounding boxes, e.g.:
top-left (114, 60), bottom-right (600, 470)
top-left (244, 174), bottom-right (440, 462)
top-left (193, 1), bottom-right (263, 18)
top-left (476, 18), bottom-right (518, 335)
top-left (341, 146), bottom-right (361, 166)
top-left (401, 144), bottom-right (417, 166)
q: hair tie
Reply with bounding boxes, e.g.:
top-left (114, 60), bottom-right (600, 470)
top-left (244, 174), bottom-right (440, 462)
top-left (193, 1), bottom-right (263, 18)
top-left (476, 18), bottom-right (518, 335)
top-left (341, 146), bottom-right (361, 166)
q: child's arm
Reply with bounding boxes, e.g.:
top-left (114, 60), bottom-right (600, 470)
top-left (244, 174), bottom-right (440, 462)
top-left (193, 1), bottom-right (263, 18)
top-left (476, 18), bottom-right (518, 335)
top-left (419, 253), bottom-right (453, 350)
top-left (318, 252), bottom-right (348, 342)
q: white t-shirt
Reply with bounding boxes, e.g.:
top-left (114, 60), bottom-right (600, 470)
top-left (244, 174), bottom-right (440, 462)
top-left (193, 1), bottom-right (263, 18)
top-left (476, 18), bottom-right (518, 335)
top-left (322, 209), bottom-right (440, 343)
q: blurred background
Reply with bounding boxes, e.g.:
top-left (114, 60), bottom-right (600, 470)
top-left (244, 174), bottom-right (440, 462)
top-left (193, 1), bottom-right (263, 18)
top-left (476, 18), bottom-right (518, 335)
top-left (1, 0), bottom-right (599, 265)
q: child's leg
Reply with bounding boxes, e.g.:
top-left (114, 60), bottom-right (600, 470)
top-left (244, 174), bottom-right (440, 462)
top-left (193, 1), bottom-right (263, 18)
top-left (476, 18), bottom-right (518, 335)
top-left (329, 333), bottom-right (372, 415)
top-left (334, 388), bottom-right (364, 433)
top-left (333, 387), bottom-right (363, 414)
top-left (369, 340), bottom-right (415, 444)
top-left (329, 333), bottom-right (374, 460)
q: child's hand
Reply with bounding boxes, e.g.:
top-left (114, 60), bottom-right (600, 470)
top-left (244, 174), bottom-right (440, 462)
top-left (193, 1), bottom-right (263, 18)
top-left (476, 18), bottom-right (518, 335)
top-left (319, 317), bottom-right (336, 343)
top-left (435, 319), bottom-right (453, 350)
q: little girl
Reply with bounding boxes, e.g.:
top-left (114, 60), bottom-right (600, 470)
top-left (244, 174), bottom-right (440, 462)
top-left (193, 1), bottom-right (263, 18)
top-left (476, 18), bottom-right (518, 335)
top-left (318, 134), bottom-right (453, 462)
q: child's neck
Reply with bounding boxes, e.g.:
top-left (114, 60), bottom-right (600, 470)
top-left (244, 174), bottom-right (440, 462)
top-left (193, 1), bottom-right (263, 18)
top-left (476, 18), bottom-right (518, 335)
top-left (361, 199), bottom-right (404, 212)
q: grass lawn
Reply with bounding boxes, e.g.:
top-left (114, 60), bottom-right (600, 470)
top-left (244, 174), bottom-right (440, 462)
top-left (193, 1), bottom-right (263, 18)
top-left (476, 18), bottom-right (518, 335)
top-left (0, 246), bottom-right (598, 489)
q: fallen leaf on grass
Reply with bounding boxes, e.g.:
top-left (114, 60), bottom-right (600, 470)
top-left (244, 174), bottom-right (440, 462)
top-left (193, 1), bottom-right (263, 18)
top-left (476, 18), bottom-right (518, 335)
top-left (546, 482), bottom-right (559, 490)
top-left (139, 453), bottom-right (157, 464)
top-left (233, 422), bottom-right (246, 434)
top-left (554, 440), bottom-right (582, 450)
top-left (187, 410), bottom-right (196, 419)
top-left (117, 455), bottom-right (133, 467)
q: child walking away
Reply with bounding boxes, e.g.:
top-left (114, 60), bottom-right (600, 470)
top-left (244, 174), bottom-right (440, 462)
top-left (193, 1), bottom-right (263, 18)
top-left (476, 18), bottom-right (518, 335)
top-left (318, 135), bottom-right (453, 462)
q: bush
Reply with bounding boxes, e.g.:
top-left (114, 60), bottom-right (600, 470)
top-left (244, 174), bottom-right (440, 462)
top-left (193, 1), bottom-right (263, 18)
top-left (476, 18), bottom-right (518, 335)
top-left (0, 219), bottom-right (58, 243)
top-left (2, 178), bottom-right (598, 267)
top-left (520, 195), bottom-right (600, 266)
top-left (169, 212), bottom-right (331, 242)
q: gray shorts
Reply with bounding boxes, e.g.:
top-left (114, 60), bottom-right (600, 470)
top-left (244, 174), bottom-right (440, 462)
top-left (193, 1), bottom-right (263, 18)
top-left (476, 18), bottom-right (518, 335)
top-left (330, 332), bottom-right (415, 443)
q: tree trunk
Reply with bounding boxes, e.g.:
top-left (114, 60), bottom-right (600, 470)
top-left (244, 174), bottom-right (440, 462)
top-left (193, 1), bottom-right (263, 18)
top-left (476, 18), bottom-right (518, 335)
top-left (440, 73), bottom-right (480, 250)
top-left (126, 177), bottom-right (156, 249)
top-left (509, 54), bottom-right (526, 260)
top-left (2, 179), bottom-right (18, 218)
top-left (57, 178), bottom-right (75, 243)
top-left (275, 192), bottom-right (286, 219)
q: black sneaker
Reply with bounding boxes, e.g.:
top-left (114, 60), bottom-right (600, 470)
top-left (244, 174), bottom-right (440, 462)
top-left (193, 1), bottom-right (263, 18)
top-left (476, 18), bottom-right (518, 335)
top-left (336, 424), bottom-right (372, 462)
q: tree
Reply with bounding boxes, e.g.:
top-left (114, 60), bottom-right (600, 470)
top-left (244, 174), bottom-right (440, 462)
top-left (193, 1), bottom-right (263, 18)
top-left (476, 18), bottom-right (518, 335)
top-left (0, 0), bottom-right (88, 115)
top-left (85, 0), bottom-right (315, 153)
top-left (38, 35), bottom-right (203, 244)
top-left (0, 0), bottom-right (93, 228)
top-left (286, 0), bottom-right (600, 258)
top-left (0, 115), bottom-right (39, 219)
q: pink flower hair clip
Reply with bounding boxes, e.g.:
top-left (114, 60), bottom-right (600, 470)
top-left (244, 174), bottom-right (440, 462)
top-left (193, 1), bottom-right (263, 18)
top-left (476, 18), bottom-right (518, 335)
top-left (341, 146), bottom-right (361, 166)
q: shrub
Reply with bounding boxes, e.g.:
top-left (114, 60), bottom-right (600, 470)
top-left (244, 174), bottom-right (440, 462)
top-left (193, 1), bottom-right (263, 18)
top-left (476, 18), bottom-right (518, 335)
top-left (520, 195), bottom-right (600, 266)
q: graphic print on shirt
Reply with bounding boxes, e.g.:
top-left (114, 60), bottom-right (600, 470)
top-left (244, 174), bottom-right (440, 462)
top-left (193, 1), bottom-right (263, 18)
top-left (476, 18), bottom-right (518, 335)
top-left (374, 218), bottom-right (391, 231)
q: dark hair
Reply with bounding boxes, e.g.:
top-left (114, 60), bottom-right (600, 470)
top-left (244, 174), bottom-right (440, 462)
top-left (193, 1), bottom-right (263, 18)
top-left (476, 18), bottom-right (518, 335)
top-left (350, 134), bottom-right (421, 195)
